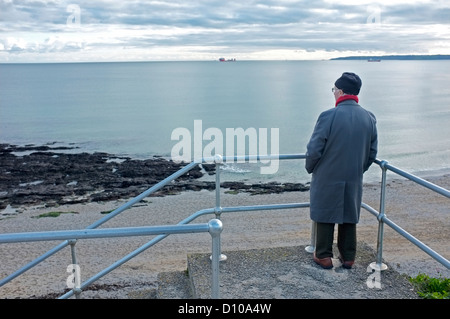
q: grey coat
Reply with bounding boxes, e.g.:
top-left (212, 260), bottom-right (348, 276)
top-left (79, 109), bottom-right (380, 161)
top-left (305, 100), bottom-right (378, 224)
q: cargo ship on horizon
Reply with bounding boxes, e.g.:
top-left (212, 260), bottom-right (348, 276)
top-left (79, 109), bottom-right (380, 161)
top-left (219, 58), bottom-right (236, 62)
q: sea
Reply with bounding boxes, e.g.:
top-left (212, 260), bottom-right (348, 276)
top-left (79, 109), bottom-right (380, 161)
top-left (1, 60), bottom-right (449, 184)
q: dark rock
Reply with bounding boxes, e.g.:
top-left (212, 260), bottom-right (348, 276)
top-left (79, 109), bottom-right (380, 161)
top-left (0, 143), bottom-right (309, 208)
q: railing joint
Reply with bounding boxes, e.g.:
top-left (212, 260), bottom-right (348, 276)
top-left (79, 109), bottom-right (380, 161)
top-left (379, 159), bottom-right (389, 170)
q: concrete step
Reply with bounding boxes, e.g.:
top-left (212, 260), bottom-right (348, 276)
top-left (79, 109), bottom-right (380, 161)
top-left (155, 243), bottom-right (419, 299)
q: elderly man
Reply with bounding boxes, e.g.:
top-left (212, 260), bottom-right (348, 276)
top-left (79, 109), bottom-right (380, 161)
top-left (305, 72), bottom-right (378, 269)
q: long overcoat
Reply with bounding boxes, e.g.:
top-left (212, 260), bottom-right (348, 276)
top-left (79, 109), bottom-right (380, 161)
top-left (305, 99), bottom-right (378, 224)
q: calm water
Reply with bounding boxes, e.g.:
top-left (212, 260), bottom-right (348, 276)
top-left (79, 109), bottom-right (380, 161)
top-left (1, 60), bottom-right (449, 183)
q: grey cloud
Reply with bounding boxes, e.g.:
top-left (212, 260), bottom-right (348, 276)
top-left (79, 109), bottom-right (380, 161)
top-left (381, 3), bottom-right (450, 24)
top-left (0, 0), bottom-right (449, 60)
top-left (2, 1), bottom-right (449, 28)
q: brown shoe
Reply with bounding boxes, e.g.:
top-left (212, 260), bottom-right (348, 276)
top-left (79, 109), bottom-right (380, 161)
top-left (338, 255), bottom-right (354, 269)
top-left (313, 253), bottom-right (333, 269)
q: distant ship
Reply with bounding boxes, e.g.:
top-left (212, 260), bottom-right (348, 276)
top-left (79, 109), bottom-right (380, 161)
top-left (368, 58), bottom-right (381, 62)
top-left (219, 58), bottom-right (236, 62)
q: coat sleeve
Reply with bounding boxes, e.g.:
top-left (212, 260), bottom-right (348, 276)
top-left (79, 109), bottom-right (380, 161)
top-left (364, 111), bottom-right (378, 172)
top-left (305, 111), bottom-right (332, 174)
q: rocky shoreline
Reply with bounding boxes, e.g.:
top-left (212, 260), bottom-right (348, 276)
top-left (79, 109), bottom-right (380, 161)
top-left (0, 143), bottom-right (309, 209)
top-left (1, 144), bottom-right (449, 299)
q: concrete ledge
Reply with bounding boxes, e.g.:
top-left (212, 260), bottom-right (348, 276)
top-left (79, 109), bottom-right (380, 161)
top-left (156, 242), bottom-right (419, 299)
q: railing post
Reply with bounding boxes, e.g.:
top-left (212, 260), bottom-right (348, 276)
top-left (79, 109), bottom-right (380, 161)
top-left (305, 221), bottom-right (316, 253)
top-left (370, 160), bottom-right (388, 272)
top-left (68, 239), bottom-right (82, 298)
top-left (209, 219), bottom-right (223, 299)
top-left (214, 154), bottom-right (223, 219)
top-left (212, 155), bottom-right (227, 261)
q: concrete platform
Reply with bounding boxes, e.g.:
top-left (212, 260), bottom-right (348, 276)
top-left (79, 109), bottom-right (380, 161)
top-left (152, 243), bottom-right (419, 299)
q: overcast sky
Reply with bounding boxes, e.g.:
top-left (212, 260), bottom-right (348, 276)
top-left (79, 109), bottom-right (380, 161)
top-left (1, 0), bottom-right (449, 62)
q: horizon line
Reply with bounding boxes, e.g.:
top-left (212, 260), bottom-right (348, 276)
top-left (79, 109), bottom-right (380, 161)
top-left (1, 54), bottom-right (449, 64)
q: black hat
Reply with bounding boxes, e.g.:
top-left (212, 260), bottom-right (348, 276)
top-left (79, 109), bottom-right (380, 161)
top-left (335, 72), bottom-right (362, 95)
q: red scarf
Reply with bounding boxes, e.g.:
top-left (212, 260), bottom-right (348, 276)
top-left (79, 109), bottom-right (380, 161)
top-left (335, 95), bottom-right (359, 107)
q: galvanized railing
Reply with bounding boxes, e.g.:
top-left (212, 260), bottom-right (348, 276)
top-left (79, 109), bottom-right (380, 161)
top-left (365, 159), bottom-right (450, 272)
top-left (0, 154), bottom-right (449, 299)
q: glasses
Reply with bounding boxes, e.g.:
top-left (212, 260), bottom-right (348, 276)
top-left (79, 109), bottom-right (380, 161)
top-left (332, 87), bottom-right (341, 93)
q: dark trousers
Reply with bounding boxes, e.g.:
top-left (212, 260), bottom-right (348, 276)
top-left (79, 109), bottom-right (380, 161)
top-left (315, 222), bottom-right (356, 261)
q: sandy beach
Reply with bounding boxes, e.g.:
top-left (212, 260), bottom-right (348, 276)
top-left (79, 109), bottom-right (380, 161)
top-left (0, 172), bottom-right (449, 299)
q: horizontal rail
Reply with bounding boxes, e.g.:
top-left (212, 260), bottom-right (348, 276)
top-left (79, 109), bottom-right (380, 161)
top-left (0, 223), bottom-right (211, 244)
top-left (200, 153), bottom-right (305, 163)
top-left (185, 202), bottom-right (310, 223)
top-left (0, 218), bottom-right (223, 300)
top-left (374, 158), bottom-right (450, 198)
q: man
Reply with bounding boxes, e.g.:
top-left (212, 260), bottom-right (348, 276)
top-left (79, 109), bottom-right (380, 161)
top-left (305, 72), bottom-right (378, 269)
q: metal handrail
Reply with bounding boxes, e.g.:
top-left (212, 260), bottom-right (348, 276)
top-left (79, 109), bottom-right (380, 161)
top-left (0, 161), bottom-right (199, 289)
top-left (374, 158), bottom-right (450, 198)
top-left (0, 153), bottom-right (448, 299)
top-left (0, 223), bottom-right (216, 243)
top-left (368, 158), bottom-right (449, 271)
